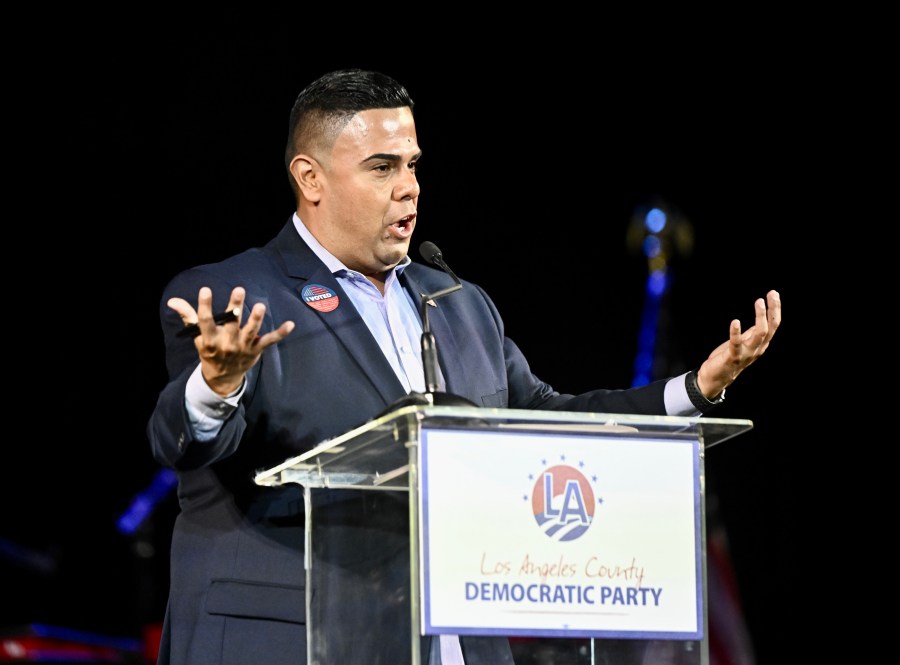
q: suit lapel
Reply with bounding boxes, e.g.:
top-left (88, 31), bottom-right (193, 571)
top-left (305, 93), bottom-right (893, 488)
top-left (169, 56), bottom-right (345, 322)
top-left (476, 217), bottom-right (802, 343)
top-left (269, 221), bottom-right (407, 405)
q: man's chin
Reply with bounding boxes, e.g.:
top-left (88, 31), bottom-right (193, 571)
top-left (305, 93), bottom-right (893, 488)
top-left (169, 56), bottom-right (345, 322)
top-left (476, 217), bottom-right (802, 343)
top-left (380, 244), bottom-right (410, 266)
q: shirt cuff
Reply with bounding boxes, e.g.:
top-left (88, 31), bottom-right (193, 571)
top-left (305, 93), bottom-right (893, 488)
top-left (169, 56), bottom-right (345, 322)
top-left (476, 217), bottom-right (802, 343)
top-left (664, 371), bottom-right (701, 416)
top-left (184, 365), bottom-right (245, 441)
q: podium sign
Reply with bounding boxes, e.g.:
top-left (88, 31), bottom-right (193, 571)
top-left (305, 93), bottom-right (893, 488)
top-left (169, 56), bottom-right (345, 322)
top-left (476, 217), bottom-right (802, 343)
top-left (255, 405), bottom-right (752, 665)
top-left (420, 427), bottom-right (702, 639)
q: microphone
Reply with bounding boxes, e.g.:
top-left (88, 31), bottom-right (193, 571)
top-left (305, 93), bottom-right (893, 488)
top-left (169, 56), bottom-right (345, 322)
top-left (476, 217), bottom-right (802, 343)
top-left (416, 242), bottom-right (475, 407)
top-left (419, 241), bottom-right (462, 301)
top-left (418, 242), bottom-right (461, 394)
top-left (379, 242), bottom-right (477, 415)
top-left (419, 240), bottom-right (442, 265)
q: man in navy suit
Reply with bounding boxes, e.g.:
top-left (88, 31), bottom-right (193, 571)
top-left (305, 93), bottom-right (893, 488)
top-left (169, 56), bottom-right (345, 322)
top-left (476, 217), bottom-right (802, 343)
top-left (148, 69), bottom-right (781, 665)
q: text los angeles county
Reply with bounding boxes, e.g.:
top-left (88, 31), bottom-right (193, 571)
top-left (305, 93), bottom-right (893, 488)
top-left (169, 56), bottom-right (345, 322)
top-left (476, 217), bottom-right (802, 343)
top-left (465, 553), bottom-right (662, 607)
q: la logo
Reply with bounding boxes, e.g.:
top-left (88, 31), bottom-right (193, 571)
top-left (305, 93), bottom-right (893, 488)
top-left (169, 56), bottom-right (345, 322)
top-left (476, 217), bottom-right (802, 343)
top-left (542, 473), bottom-right (589, 526)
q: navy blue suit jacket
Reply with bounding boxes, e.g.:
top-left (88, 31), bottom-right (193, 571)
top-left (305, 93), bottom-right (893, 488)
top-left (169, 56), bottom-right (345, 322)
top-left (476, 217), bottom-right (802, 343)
top-left (147, 219), bottom-right (668, 664)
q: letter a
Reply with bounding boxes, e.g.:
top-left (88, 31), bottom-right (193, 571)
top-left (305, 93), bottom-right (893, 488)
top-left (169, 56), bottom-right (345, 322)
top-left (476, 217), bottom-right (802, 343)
top-left (559, 480), bottom-right (588, 524)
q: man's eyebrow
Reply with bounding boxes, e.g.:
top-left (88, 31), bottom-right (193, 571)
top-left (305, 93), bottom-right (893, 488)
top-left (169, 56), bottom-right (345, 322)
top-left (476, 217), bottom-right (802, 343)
top-left (362, 151), bottom-right (423, 163)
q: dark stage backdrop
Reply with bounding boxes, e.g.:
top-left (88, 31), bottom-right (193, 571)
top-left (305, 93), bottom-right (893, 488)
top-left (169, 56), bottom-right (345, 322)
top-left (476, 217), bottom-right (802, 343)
top-left (4, 21), bottom-right (822, 665)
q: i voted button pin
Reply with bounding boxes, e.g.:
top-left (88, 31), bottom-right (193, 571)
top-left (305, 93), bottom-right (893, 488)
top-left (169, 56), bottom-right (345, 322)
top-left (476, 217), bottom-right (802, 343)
top-left (300, 284), bottom-right (339, 312)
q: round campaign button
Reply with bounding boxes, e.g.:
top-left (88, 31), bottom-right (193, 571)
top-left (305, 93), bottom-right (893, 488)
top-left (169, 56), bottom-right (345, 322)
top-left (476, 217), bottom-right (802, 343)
top-left (300, 284), bottom-right (339, 312)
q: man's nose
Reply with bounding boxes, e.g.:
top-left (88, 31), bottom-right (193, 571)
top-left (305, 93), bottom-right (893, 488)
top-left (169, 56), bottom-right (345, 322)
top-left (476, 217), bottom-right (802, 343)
top-left (395, 168), bottom-right (420, 200)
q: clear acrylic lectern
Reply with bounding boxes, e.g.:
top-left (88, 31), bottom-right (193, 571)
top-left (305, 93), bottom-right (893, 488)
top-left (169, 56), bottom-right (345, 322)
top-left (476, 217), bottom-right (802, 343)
top-left (254, 404), bottom-right (753, 665)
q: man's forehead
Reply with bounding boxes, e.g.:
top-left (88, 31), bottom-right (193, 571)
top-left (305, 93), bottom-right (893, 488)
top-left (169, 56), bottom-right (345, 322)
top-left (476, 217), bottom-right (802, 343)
top-left (345, 107), bottom-right (414, 132)
top-left (336, 108), bottom-right (418, 154)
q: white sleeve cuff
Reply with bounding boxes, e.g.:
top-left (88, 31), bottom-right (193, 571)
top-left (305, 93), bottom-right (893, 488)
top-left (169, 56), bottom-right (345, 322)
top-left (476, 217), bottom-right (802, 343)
top-left (184, 365), bottom-right (245, 441)
top-left (664, 371), bottom-right (701, 416)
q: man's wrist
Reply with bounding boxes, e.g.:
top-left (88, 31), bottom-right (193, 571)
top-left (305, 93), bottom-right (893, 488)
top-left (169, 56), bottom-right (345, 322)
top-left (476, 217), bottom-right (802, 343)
top-left (685, 369), bottom-right (725, 413)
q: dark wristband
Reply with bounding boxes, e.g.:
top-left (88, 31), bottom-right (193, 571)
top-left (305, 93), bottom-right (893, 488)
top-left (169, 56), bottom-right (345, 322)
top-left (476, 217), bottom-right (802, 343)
top-left (685, 369), bottom-right (725, 413)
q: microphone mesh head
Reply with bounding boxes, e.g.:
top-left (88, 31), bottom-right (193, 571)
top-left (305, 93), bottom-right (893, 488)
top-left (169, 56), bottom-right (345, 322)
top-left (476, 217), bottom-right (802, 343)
top-left (419, 241), bottom-right (441, 264)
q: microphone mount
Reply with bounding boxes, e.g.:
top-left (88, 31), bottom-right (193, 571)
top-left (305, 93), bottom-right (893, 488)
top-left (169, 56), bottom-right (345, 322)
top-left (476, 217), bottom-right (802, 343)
top-left (379, 241), bottom-right (477, 415)
top-left (418, 242), bottom-right (462, 395)
top-left (417, 242), bottom-right (476, 407)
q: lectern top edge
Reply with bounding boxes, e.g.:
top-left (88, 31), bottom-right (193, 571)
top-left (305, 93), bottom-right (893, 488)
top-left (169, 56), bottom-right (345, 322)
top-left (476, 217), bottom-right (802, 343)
top-left (253, 405), bottom-right (753, 489)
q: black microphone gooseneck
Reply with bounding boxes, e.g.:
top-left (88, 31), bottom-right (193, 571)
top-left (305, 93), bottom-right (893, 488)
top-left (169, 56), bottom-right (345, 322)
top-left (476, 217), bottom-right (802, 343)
top-left (379, 241), bottom-right (476, 414)
top-left (418, 241), bottom-right (463, 395)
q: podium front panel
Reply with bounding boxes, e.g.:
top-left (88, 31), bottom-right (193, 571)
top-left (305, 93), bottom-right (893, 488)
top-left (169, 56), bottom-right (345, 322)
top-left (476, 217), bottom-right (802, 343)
top-left (419, 425), bottom-right (703, 640)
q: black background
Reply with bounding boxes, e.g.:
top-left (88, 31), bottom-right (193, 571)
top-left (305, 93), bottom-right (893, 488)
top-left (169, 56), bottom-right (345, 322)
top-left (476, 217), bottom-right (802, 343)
top-left (3, 16), bottom-right (839, 664)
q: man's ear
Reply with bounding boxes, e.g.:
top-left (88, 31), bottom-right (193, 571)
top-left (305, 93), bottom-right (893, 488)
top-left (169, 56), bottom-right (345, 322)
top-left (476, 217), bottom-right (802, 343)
top-left (289, 155), bottom-right (322, 203)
